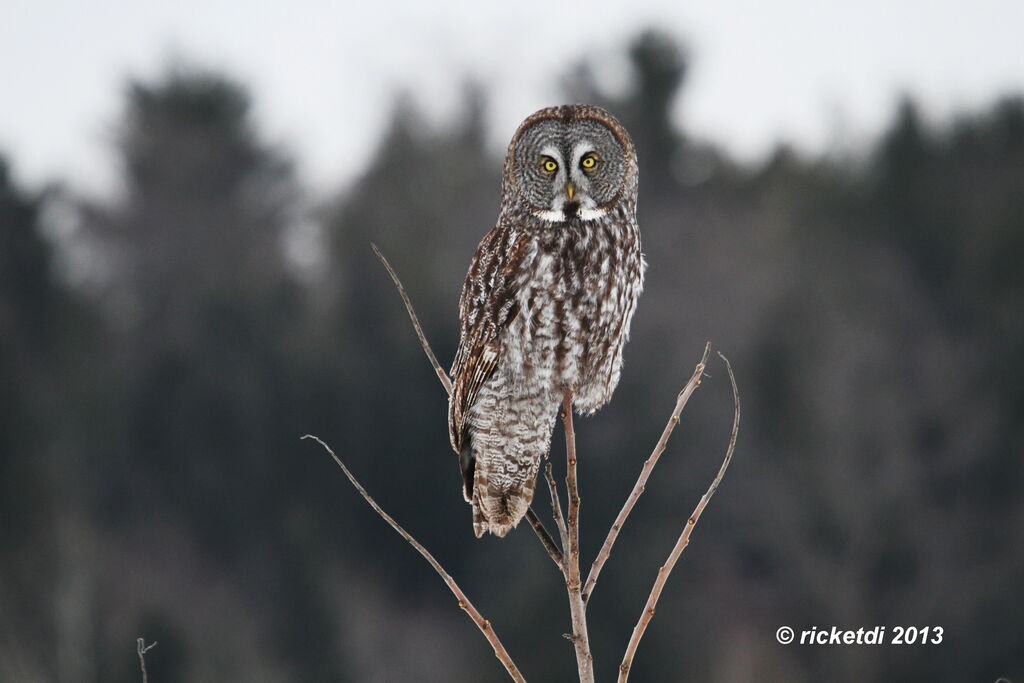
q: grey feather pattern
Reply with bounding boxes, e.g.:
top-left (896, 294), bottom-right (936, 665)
top-left (448, 104), bottom-right (644, 537)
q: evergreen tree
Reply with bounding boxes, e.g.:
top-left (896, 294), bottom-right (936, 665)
top-left (79, 67), bottom-right (345, 681)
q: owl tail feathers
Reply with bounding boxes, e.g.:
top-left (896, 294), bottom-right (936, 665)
top-left (471, 474), bottom-right (538, 538)
top-left (471, 500), bottom-right (521, 538)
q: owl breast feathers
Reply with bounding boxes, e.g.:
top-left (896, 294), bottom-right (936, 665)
top-left (448, 104), bottom-right (645, 538)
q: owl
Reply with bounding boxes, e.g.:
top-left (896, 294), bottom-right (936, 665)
top-left (448, 104), bottom-right (644, 538)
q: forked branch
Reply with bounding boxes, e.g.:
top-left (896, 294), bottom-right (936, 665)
top-left (303, 434), bottom-right (525, 682)
top-left (137, 638), bottom-right (156, 683)
top-left (617, 352), bottom-right (740, 682)
top-left (583, 341), bottom-right (712, 604)
top-left (366, 245), bottom-right (739, 682)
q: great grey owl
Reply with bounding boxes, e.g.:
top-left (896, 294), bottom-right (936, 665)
top-left (448, 104), bottom-right (644, 538)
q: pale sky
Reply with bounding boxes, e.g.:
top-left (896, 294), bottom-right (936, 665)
top-left (2, 0), bottom-right (1022, 197)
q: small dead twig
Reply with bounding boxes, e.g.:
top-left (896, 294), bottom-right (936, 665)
top-left (526, 508), bottom-right (564, 571)
top-left (617, 352), bottom-right (740, 682)
top-left (373, 244), bottom-right (561, 567)
top-left (583, 341), bottom-right (712, 604)
top-left (560, 393), bottom-right (594, 683)
top-left (303, 434), bottom-right (525, 682)
top-left (137, 638), bottom-right (156, 683)
top-left (372, 243), bottom-right (452, 395)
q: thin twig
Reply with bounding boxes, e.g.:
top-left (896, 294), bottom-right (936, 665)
top-left (560, 393), bottom-right (594, 683)
top-left (583, 341), bottom-right (712, 604)
top-left (372, 243), bottom-right (452, 395)
top-left (303, 434), bottom-right (525, 682)
top-left (373, 244), bottom-right (563, 563)
top-left (563, 392), bottom-right (581, 560)
top-left (545, 462), bottom-right (569, 552)
top-left (617, 352), bottom-right (740, 682)
top-left (526, 508), bottom-right (563, 570)
top-left (137, 638), bottom-right (156, 683)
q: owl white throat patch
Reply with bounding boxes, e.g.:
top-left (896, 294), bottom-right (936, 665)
top-left (534, 206), bottom-right (610, 223)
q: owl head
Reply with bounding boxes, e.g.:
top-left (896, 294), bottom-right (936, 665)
top-left (501, 104), bottom-right (638, 224)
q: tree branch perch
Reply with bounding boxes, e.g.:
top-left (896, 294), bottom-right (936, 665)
top-left (358, 246), bottom-right (739, 682)
top-left (303, 434), bottom-right (526, 682)
top-left (559, 392), bottom-right (594, 682)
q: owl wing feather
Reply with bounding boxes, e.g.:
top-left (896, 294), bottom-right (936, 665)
top-left (448, 226), bottom-right (533, 455)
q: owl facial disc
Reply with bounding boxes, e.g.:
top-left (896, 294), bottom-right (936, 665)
top-left (507, 105), bottom-right (634, 225)
top-left (530, 142), bottom-right (609, 223)
top-left (538, 138), bottom-right (615, 223)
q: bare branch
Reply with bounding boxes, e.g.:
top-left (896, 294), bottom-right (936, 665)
top-left (545, 462), bottom-right (569, 552)
top-left (373, 244), bottom-right (560, 565)
top-left (137, 638), bottom-right (156, 683)
top-left (545, 455), bottom-right (594, 683)
top-left (562, 392), bottom-right (581, 561)
top-left (368, 245), bottom-right (735, 681)
top-left (560, 393), bottom-right (594, 683)
top-left (525, 508), bottom-right (563, 571)
top-left (303, 434), bottom-right (525, 682)
top-left (583, 342), bottom-right (712, 604)
top-left (372, 243), bottom-right (452, 396)
top-left (617, 352), bottom-right (740, 682)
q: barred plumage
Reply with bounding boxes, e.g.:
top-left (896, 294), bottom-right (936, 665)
top-left (449, 104), bottom-right (644, 537)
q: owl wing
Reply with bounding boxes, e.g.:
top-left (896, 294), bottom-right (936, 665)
top-left (448, 226), bottom-right (533, 455)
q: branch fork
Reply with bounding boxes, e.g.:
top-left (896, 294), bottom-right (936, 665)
top-left (306, 246), bottom-right (740, 681)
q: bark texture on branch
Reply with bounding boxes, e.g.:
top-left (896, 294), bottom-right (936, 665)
top-left (560, 392), bottom-right (594, 682)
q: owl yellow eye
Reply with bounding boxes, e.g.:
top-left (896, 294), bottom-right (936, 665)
top-left (541, 157), bottom-right (559, 173)
top-left (580, 154), bottom-right (599, 171)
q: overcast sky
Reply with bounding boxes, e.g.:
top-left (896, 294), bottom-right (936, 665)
top-left (2, 0), bottom-right (1023, 196)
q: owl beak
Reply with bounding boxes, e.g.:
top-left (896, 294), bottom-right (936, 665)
top-left (565, 181), bottom-right (576, 201)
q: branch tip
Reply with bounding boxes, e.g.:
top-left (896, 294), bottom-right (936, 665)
top-left (137, 637), bottom-right (156, 683)
top-left (616, 350), bottom-right (740, 682)
top-left (372, 243), bottom-right (453, 396)
top-left (584, 343), bottom-right (713, 605)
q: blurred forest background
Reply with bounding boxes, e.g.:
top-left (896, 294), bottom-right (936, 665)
top-left (2, 27), bottom-right (1023, 682)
